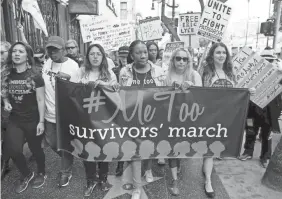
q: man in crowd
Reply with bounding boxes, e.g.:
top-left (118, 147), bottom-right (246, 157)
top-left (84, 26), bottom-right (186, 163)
top-left (112, 46), bottom-right (129, 80)
top-left (34, 47), bottom-right (47, 73)
top-left (65, 40), bottom-right (84, 67)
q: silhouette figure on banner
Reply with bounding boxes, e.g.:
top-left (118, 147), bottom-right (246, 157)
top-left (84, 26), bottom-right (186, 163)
top-left (139, 140), bottom-right (155, 159)
top-left (173, 141), bottom-right (191, 158)
top-left (121, 140), bottom-right (137, 160)
top-left (191, 141), bottom-right (208, 157)
top-left (70, 139), bottom-right (84, 157)
top-left (156, 140), bottom-right (172, 158)
top-left (103, 142), bottom-right (120, 161)
top-left (85, 141), bottom-right (101, 161)
top-left (209, 141), bottom-right (226, 157)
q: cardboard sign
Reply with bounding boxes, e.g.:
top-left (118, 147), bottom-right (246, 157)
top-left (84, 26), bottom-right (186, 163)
top-left (139, 17), bottom-right (163, 41)
top-left (79, 16), bottom-right (134, 51)
top-left (179, 13), bottom-right (201, 35)
top-left (162, 42), bottom-right (185, 66)
top-left (197, 0), bottom-right (232, 42)
top-left (232, 47), bottom-right (254, 75)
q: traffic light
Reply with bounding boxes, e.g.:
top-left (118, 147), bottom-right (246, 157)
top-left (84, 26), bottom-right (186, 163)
top-left (260, 21), bottom-right (275, 36)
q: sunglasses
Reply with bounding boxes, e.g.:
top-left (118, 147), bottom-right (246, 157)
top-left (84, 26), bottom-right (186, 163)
top-left (1, 51), bottom-right (8, 55)
top-left (66, 46), bottom-right (76, 50)
top-left (175, 56), bottom-right (189, 62)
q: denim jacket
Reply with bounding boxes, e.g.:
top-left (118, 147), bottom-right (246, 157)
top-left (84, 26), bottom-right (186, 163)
top-left (119, 61), bottom-right (166, 87)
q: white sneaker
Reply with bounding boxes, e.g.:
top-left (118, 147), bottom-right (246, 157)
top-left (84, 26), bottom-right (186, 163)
top-left (158, 158), bottom-right (166, 165)
top-left (145, 170), bottom-right (154, 183)
top-left (131, 188), bottom-right (141, 199)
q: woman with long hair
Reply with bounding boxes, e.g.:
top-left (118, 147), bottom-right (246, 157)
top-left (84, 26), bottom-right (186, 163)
top-left (202, 42), bottom-right (255, 198)
top-left (146, 41), bottom-right (162, 66)
top-left (119, 40), bottom-right (166, 199)
top-left (1, 42), bottom-right (46, 193)
top-left (72, 43), bottom-right (119, 197)
top-left (165, 48), bottom-right (202, 196)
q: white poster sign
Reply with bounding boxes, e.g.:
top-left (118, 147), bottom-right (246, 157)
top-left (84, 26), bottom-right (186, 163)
top-left (139, 17), bottom-right (163, 41)
top-left (179, 13), bottom-right (201, 35)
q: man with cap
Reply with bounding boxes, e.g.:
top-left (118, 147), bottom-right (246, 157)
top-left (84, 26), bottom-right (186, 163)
top-left (65, 40), bottom-right (84, 67)
top-left (239, 47), bottom-right (282, 168)
top-left (42, 36), bottom-right (79, 187)
top-left (112, 46), bottom-right (129, 80)
top-left (34, 47), bottom-right (47, 73)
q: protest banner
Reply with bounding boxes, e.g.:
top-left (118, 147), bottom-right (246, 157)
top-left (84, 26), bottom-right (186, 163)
top-left (139, 17), bottom-right (163, 41)
top-left (179, 13), bottom-right (201, 35)
top-left (197, 0), bottom-right (232, 42)
top-left (162, 42), bottom-right (185, 66)
top-left (56, 79), bottom-right (249, 162)
top-left (79, 17), bottom-right (134, 51)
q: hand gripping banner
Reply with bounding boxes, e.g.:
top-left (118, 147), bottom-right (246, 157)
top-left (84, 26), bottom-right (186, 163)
top-left (56, 79), bottom-right (250, 162)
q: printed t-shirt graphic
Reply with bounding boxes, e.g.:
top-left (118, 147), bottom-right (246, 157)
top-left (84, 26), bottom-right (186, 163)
top-left (131, 69), bottom-right (156, 87)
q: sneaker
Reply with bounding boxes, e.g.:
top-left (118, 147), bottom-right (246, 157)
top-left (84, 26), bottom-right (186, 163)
top-left (31, 173), bottom-right (47, 188)
top-left (14, 172), bottom-right (34, 193)
top-left (260, 159), bottom-right (269, 168)
top-left (57, 172), bottom-right (72, 187)
top-left (84, 180), bottom-right (97, 197)
top-left (100, 180), bottom-right (112, 191)
top-left (131, 188), bottom-right (141, 199)
top-left (158, 158), bottom-right (166, 165)
top-left (144, 170), bottom-right (153, 183)
top-left (238, 154), bottom-right (252, 161)
top-left (169, 180), bottom-right (179, 196)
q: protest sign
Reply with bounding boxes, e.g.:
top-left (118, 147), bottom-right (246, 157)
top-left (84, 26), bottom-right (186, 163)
top-left (162, 42), bottom-right (185, 66)
top-left (56, 79), bottom-right (249, 162)
top-left (197, 0), bottom-right (232, 42)
top-left (179, 13), bottom-right (201, 35)
top-left (139, 17), bottom-right (163, 41)
top-left (232, 47), bottom-right (254, 75)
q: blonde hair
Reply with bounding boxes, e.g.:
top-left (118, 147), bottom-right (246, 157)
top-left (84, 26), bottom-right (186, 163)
top-left (165, 48), bottom-right (194, 86)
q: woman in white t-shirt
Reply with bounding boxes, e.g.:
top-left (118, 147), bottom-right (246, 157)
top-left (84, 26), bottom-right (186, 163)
top-left (165, 48), bottom-right (202, 196)
top-left (72, 43), bottom-right (118, 198)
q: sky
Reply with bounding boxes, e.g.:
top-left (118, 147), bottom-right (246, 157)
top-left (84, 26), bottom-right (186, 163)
top-left (136, 0), bottom-right (272, 23)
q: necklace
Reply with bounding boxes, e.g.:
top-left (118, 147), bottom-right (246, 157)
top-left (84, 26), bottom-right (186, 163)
top-left (214, 69), bottom-right (228, 87)
top-left (49, 61), bottom-right (63, 90)
top-left (133, 68), bottom-right (148, 87)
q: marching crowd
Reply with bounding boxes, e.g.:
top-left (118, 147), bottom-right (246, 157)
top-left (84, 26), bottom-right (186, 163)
top-left (1, 25), bottom-right (282, 199)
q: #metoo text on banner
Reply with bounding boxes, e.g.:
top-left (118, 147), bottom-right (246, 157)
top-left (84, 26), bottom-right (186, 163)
top-left (56, 79), bottom-right (249, 162)
top-left (197, 0), bottom-right (232, 42)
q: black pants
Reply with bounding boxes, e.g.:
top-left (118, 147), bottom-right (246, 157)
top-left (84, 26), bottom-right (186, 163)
top-left (83, 161), bottom-right (108, 182)
top-left (3, 120), bottom-right (45, 177)
top-left (243, 118), bottom-right (272, 160)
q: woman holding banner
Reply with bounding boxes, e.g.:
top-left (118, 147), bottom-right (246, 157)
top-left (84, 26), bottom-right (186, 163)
top-left (71, 43), bottom-right (119, 197)
top-left (202, 42), bottom-right (255, 198)
top-left (165, 48), bottom-right (202, 196)
top-left (1, 42), bottom-right (46, 193)
top-left (119, 40), bottom-right (166, 199)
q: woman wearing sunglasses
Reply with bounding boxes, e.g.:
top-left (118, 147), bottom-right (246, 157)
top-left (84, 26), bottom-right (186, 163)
top-left (72, 43), bottom-right (119, 197)
top-left (165, 48), bottom-right (202, 196)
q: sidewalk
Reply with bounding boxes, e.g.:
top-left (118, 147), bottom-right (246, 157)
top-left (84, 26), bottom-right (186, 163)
top-left (215, 133), bottom-right (282, 199)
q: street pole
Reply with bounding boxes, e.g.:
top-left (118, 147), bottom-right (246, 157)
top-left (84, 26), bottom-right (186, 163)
top-left (256, 17), bottom-right (259, 49)
top-left (245, 0), bottom-right (250, 46)
top-left (167, 0), bottom-right (179, 42)
top-left (273, 0), bottom-right (282, 49)
top-left (161, 0), bottom-right (165, 21)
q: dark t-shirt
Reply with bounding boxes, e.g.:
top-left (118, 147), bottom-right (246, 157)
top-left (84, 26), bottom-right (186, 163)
top-left (131, 69), bottom-right (156, 87)
top-left (7, 69), bottom-right (44, 122)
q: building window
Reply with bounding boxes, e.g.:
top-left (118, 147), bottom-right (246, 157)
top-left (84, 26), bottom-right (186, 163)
top-left (120, 2), bottom-right (127, 20)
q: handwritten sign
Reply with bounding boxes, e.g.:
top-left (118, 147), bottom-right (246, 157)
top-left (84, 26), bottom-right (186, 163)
top-left (139, 17), bottom-right (163, 41)
top-left (79, 16), bottom-right (134, 51)
top-left (197, 0), bottom-right (232, 42)
top-left (162, 42), bottom-right (185, 66)
top-left (179, 13), bottom-right (201, 35)
top-left (232, 47), bottom-right (254, 75)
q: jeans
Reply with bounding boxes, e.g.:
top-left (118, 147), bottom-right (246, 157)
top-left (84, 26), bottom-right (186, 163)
top-left (44, 120), bottom-right (73, 176)
top-left (83, 161), bottom-right (108, 181)
top-left (3, 120), bottom-right (45, 177)
top-left (130, 160), bottom-right (142, 189)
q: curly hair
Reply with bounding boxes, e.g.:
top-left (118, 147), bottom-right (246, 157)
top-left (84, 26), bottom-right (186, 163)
top-left (83, 44), bottom-right (111, 81)
top-left (202, 42), bottom-right (235, 86)
top-left (2, 42), bottom-right (36, 98)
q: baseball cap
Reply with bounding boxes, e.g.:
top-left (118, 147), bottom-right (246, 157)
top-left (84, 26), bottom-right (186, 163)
top-left (46, 36), bottom-right (65, 49)
top-left (34, 47), bottom-right (45, 58)
top-left (118, 46), bottom-right (129, 56)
